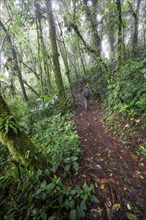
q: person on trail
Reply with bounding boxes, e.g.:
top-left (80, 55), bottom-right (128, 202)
top-left (83, 85), bottom-right (91, 109)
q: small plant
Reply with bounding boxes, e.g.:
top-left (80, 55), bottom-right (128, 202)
top-left (137, 140), bottom-right (146, 158)
top-left (32, 114), bottom-right (80, 173)
top-left (0, 115), bottom-right (20, 136)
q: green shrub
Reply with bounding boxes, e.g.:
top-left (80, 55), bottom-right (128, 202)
top-left (0, 113), bottom-right (99, 219)
top-left (32, 114), bottom-right (80, 173)
top-left (105, 60), bottom-right (146, 124)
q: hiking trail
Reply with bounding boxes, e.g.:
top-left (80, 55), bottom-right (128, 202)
top-left (71, 93), bottom-right (146, 220)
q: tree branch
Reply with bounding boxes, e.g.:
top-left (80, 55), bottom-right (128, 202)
top-left (70, 23), bottom-right (108, 72)
top-left (23, 80), bottom-right (40, 97)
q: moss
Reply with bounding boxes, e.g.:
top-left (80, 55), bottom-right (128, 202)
top-left (0, 95), bottom-right (48, 169)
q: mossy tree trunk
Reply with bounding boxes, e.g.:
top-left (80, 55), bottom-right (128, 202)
top-left (45, 0), bottom-right (66, 100)
top-left (56, 19), bottom-right (75, 102)
top-left (116, 0), bottom-right (123, 80)
top-left (129, 0), bottom-right (142, 57)
top-left (83, 0), bottom-right (101, 57)
top-left (35, 3), bottom-right (52, 94)
top-left (0, 94), bottom-right (48, 169)
top-left (0, 20), bottom-right (28, 103)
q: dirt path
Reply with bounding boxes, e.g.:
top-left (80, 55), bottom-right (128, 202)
top-left (72, 97), bottom-right (146, 220)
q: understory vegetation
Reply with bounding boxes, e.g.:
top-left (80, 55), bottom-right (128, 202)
top-left (0, 104), bottom-right (98, 219)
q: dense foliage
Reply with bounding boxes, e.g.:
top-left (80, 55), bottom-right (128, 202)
top-left (0, 111), bottom-right (99, 219)
top-left (0, 0), bottom-right (146, 219)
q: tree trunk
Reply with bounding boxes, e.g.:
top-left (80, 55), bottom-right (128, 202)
top-left (132, 0), bottom-right (142, 57)
top-left (56, 19), bottom-right (75, 101)
top-left (35, 3), bottom-right (52, 94)
top-left (83, 0), bottom-right (101, 57)
top-left (77, 38), bottom-right (87, 78)
top-left (45, 0), bottom-right (66, 100)
top-left (108, 32), bottom-right (115, 53)
top-left (23, 80), bottom-right (40, 97)
top-left (0, 20), bottom-right (28, 102)
top-left (0, 94), bottom-right (47, 168)
top-left (116, 0), bottom-right (122, 80)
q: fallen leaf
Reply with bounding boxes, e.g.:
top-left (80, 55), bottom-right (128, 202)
top-left (133, 170), bottom-right (143, 178)
top-left (135, 119), bottom-right (140, 123)
top-left (100, 184), bottom-right (106, 190)
top-left (90, 209), bottom-right (100, 218)
top-left (126, 212), bottom-right (139, 220)
top-left (112, 204), bottom-right (121, 211)
top-left (105, 198), bottom-right (112, 208)
top-left (95, 178), bottom-right (115, 185)
top-left (138, 162), bottom-right (144, 167)
top-left (107, 172), bottom-right (113, 177)
top-left (126, 203), bottom-right (132, 211)
top-left (96, 165), bottom-right (102, 170)
top-left (81, 175), bottom-right (86, 178)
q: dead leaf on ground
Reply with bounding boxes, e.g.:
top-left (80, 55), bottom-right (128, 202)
top-left (133, 170), bottom-right (144, 179)
top-left (95, 178), bottom-right (115, 185)
top-left (112, 204), bottom-right (121, 211)
top-left (96, 164), bottom-right (102, 170)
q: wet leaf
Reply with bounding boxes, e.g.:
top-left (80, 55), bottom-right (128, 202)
top-left (96, 164), bottom-right (102, 170)
top-left (69, 209), bottom-right (76, 220)
top-left (112, 204), bottom-right (121, 211)
top-left (90, 209), bottom-right (99, 218)
top-left (126, 212), bottom-right (139, 220)
top-left (126, 203), bottom-right (132, 211)
top-left (135, 119), bottom-right (140, 123)
top-left (95, 178), bottom-right (115, 184)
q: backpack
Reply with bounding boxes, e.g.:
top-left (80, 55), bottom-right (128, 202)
top-left (83, 88), bottom-right (90, 98)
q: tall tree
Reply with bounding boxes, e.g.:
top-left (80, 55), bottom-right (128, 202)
top-left (83, 0), bottom-right (101, 57)
top-left (35, 2), bottom-right (52, 94)
top-left (128, 0), bottom-right (142, 57)
top-left (45, 0), bottom-right (66, 100)
top-left (0, 20), bottom-right (28, 102)
top-left (116, 0), bottom-right (123, 80)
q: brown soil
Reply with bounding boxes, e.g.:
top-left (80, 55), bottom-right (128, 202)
top-left (70, 95), bottom-right (146, 220)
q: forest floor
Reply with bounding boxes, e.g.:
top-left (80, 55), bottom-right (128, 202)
top-left (69, 93), bottom-right (146, 220)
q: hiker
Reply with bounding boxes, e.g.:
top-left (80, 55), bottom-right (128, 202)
top-left (83, 86), bottom-right (91, 109)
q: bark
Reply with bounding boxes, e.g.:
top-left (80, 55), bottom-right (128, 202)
top-left (56, 18), bottom-right (75, 100)
top-left (83, 0), bottom-right (101, 57)
top-left (129, 0), bottom-right (142, 57)
top-left (0, 94), bottom-right (48, 168)
top-left (23, 80), bottom-right (40, 97)
top-left (35, 3), bottom-right (51, 94)
top-left (108, 31), bottom-right (115, 53)
top-left (45, 0), bottom-right (66, 100)
top-left (21, 61), bottom-right (40, 81)
top-left (77, 38), bottom-right (87, 78)
top-left (36, 12), bottom-right (44, 93)
top-left (0, 20), bottom-right (28, 102)
top-left (70, 22), bottom-right (108, 73)
top-left (116, 0), bottom-right (122, 80)
top-left (57, 39), bottom-right (75, 102)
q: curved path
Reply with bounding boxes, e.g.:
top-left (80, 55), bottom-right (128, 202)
top-left (72, 98), bottom-right (146, 220)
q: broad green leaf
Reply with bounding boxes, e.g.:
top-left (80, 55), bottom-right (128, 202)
top-left (64, 164), bottom-right (71, 172)
top-left (69, 209), bottom-right (76, 220)
top-left (80, 200), bottom-right (87, 211)
top-left (126, 213), bottom-right (139, 220)
top-left (112, 204), bottom-right (121, 211)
